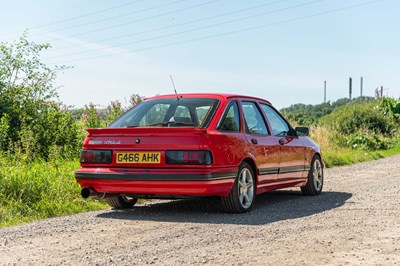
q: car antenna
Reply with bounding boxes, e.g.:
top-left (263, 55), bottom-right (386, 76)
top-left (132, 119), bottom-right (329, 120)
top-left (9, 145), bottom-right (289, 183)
top-left (170, 74), bottom-right (180, 101)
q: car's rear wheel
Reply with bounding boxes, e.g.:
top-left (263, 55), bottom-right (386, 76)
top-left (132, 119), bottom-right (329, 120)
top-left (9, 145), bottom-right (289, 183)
top-left (301, 155), bottom-right (323, 196)
top-left (221, 162), bottom-right (255, 213)
top-left (106, 195), bottom-right (138, 209)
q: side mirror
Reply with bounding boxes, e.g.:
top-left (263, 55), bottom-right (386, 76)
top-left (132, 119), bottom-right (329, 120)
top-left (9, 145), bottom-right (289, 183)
top-left (295, 126), bottom-right (309, 136)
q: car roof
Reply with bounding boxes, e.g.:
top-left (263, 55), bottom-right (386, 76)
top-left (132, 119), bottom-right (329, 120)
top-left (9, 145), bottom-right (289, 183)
top-left (145, 93), bottom-right (272, 105)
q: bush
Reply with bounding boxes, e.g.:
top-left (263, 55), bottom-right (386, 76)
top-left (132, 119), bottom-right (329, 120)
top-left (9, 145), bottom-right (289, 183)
top-left (281, 97), bottom-right (375, 127)
top-left (378, 97), bottom-right (400, 122)
top-left (0, 34), bottom-right (80, 160)
top-left (319, 102), bottom-right (396, 136)
top-left (343, 131), bottom-right (394, 151)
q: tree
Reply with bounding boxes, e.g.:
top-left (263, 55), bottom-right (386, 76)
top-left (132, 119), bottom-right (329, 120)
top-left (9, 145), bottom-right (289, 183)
top-left (0, 33), bottom-right (77, 159)
top-left (106, 100), bottom-right (124, 124)
top-left (129, 93), bottom-right (145, 108)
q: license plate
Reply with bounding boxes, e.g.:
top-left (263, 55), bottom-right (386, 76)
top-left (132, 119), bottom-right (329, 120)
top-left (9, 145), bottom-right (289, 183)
top-left (116, 152), bottom-right (161, 164)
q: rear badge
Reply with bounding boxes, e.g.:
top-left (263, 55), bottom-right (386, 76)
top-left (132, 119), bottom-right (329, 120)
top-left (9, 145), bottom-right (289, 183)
top-left (88, 140), bottom-right (102, 145)
top-left (103, 140), bottom-right (121, 145)
top-left (89, 140), bottom-right (121, 145)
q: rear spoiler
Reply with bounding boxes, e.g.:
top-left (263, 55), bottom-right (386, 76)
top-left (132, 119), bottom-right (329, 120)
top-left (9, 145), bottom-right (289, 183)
top-left (86, 127), bottom-right (208, 136)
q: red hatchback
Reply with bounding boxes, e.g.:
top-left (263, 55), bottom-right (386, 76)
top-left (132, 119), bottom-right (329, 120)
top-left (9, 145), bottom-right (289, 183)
top-left (76, 93), bottom-right (323, 213)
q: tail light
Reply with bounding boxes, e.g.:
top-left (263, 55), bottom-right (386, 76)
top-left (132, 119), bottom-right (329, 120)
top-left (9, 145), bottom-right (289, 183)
top-left (166, 150), bottom-right (213, 165)
top-left (80, 150), bottom-right (112, 164)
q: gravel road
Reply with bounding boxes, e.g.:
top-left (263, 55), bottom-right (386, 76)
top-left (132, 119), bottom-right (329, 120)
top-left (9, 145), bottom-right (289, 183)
top-left (1, 155), bottom-right (400, 265)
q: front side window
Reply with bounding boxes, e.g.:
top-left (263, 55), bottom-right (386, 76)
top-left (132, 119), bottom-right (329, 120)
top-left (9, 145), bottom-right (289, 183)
top-left (260, 104), bottom-right (291, 136)
top-left (241, 101), bottom-right (269, 135)
top-left (218, 101), bottom-right (240, 132)
top-left (109, 98), bottom-right (219, 128)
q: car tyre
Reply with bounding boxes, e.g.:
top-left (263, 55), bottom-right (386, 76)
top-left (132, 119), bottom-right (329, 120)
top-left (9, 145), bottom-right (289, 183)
top-left (221, 162), bottom-right (255, 213)
top-left (301, 155), bottom-right (323, 196)
top-left (106, 195), bottom-right (138, 209)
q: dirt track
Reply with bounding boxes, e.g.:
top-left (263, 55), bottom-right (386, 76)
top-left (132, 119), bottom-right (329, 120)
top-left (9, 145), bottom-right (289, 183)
top-left (1, 155), bottom-right (400, 265)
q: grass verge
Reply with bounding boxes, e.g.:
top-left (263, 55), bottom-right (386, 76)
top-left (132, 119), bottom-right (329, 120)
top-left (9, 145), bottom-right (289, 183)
top-left (323, 141), bottom-right (400, 168)
top-left (0, 158), bottom-right (107, 228)
top-left (310, 125), bottom-right (400, 167)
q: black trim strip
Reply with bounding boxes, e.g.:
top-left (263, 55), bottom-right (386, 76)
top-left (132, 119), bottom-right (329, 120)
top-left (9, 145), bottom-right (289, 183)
top-left (279, 165), bottom-right (306, 174)
top-left (258, 168), bottom-right (278, 175)
top-left (258, 165), bottom-right (307, 175)
top-left (75, 172), bottom-right (237, 181)
top-left (304, 165), bottom-right (311, 171)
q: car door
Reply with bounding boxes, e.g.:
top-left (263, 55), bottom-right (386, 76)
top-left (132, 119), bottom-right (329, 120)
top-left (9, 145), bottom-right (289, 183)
top-left (214, 100), bottom-right (250, 168)
top-left (260, 103), bottom-right (306, 183)
top-left (240, 101), bottom-right (279, 187)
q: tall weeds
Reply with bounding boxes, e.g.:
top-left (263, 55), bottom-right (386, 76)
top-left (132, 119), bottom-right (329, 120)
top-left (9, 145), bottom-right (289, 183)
top-left (309, 125), bottom-right (335, 153)
top-left (0, 154), bottom-right (105, 227)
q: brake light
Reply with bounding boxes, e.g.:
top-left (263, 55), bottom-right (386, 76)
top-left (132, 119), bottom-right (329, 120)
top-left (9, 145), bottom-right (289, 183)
top-left (166, 150), bottom-right (213, 165)
top-left (80, 150), bottom-right (112, 164)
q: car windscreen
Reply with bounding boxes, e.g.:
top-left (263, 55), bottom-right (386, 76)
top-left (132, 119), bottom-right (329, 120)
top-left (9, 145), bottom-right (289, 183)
top-left (108, 98), bottom-right (220, 128)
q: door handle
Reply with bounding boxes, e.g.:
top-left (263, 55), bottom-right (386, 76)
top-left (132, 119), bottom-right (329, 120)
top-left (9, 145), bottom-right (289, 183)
top-left (251, 139), bottom-right (258, 144)
top-left (278, 139), bottom-right (285, 145)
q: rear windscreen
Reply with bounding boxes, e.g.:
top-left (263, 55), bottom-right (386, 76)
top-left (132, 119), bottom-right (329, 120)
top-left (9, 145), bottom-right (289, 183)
top-left (108, 98), bottom-right (219, 128)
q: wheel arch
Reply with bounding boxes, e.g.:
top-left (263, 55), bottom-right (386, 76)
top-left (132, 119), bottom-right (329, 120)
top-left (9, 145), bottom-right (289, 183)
top-left (312, 152), bottom-right (324, 168)
top-left (241, 157), bottom-right (258, 185)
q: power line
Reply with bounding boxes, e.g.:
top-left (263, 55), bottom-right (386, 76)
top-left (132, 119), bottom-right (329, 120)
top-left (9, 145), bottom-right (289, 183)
top-left (46, 0), bottom-right (325, 60)
top-left (37, 0), bottom-right (191, 39)
top-left (51, 0), bottom-right (292, 51)
top-left (48, 0), bottom-right (386, 65)
top-left (0, 0), bottom-right (147, 37)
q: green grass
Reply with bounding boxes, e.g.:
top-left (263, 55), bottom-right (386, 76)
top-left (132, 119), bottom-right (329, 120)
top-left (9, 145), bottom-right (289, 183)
top-left (323, 141), bottom-right (400, 168)
top-left (0, 157), bottom-right (107, 227)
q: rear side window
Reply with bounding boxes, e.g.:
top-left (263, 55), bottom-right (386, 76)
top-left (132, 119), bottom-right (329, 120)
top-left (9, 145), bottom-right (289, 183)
top-left (241, 101), bottom-right (269, 135)
top-left (260, 104), bottom-right (291, 136)
top-left (196, 106), bottom-right (211, 124)
top-left (218, 101), bottom-right (240, 132)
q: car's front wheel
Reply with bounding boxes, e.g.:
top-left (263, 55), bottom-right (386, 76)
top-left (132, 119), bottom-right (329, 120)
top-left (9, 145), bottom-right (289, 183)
top-left (221, 162), bottom-right (255, 213)
top-left (301, 155), bottom-right (324, 196)
top-left (106, 195), bottom-right (138, 209)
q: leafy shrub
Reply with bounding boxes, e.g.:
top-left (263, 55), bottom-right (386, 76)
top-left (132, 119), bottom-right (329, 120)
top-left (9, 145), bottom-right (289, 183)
top-left (378, 97), bottom-right (400, 122)
top-left (0, 34), bottom-right (80, 160)
top-left (319, 103), bottom-right (396, 136)
top-left (281, 97), bottom-right (375, 127)
top-left (0, 114), bottom-right (10, 151)
top-left (81, 103), bottom-right (105, 129)
top-left (343, 131), bottom-right (393, 151)
top-left (284, 112), bottom-right (317, 127)
top-left (106, 100), bottom-right (123, 124)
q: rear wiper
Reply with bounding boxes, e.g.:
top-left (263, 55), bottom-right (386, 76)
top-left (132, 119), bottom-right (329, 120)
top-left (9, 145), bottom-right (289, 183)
top-left (147, 122), bottom-right (164, 127)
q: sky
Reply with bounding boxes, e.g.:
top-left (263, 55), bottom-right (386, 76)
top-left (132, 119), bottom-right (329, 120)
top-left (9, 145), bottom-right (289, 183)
top-left (0, 0), bottom-right (399, 109)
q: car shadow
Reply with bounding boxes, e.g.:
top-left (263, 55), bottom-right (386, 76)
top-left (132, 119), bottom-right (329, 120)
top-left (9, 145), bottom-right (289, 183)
top-left (96, 190), bottom-right (352, 226)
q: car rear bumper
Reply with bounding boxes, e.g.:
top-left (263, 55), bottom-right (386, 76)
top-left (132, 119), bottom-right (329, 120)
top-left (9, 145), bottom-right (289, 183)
top-left (75, 167), bottom-right (237, 197)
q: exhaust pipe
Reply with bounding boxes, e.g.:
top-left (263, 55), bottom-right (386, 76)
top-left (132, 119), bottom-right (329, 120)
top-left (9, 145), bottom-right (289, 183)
top-left (81, 187), bottom-right (109, 199)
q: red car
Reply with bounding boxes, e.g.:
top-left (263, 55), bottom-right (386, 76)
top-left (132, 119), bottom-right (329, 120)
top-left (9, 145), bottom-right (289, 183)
top-left (76, 93), bottom-right (323, 213)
